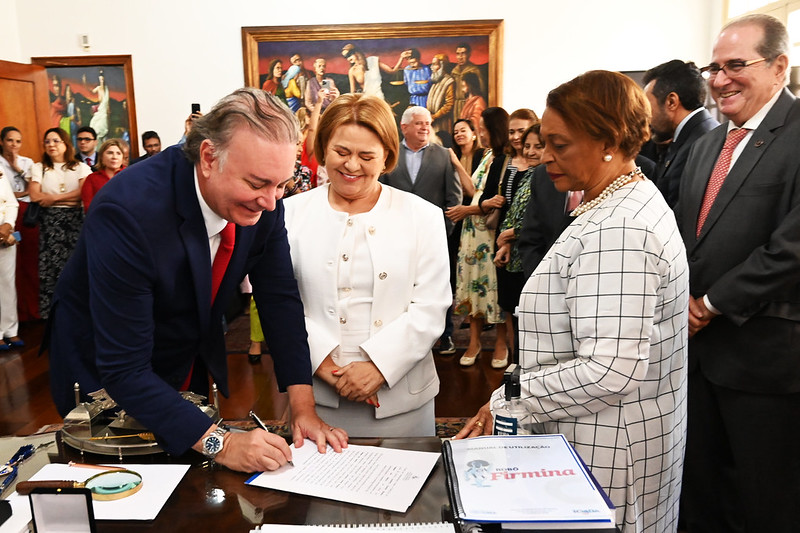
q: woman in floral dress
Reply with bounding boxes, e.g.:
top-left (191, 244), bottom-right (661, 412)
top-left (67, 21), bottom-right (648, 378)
top-left (447, 107), bottom-right (509, 366)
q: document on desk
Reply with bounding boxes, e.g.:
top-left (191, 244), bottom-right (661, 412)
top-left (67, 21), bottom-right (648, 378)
top-left (245, 441), bottom-right (439, 512)
top-left (252, 523), bottom-right (453, 533)
top-left (8, 463), bottom-right (189, 521)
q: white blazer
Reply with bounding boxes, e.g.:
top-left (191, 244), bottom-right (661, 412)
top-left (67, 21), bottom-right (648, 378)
top-left (284, 184), bottom-right (451, 418)
top-left (0, 171), bottom-right (19, 227)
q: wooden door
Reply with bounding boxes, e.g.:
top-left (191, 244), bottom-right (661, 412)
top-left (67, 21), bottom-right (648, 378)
top-left (0, 59), bottom-right (51, 161)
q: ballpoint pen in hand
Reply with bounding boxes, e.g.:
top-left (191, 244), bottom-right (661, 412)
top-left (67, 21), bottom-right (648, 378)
top-left (249, 410), bottom-right (294, 466)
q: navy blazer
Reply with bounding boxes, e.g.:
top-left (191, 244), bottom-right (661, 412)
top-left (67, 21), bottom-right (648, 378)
top-left (652, 108), bottom-right (719, 208)
top-left (678, 89), bottom-right (800, 393)
top-left (48, 145), bottom-right (312, 455)
top-left (518, 165), bottom-right (571, 279)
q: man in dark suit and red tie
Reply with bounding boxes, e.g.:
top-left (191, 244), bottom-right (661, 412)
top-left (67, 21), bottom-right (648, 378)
top-left (74, 126), bottom-right (99, 171)
top-left (678, 14), bottom-right (800, 533)
top-left (47, 88), bottom-right (348, 473)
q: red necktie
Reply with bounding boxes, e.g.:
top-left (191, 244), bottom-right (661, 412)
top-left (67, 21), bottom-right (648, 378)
top-left (179, 222), bottom-right (235, 391)
top-left (211, 222), bottom-right (235, 304)
top-left (566, 190), bottom-right (584, 213)
top-left (696, 128), bottom-right (749, 236)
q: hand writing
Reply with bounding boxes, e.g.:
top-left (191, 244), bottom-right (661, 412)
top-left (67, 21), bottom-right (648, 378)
top-left (213, 428), bottom-right (293, 473)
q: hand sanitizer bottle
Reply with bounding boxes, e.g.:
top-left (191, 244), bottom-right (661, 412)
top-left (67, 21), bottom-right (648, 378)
top-left (492, 364), bottom-right (533, 435)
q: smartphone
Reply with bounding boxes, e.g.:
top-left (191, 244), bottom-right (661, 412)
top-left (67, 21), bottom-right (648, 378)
top-left (191, 103), bottom-right (201, 115)
top-left (11, 231), bottom-right (20, 242)
top-left (320, 79), bottom-right (331, 90)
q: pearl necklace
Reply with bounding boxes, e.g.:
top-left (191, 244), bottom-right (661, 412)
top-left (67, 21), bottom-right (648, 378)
top-left (570, 167), bottom-right (643, 217)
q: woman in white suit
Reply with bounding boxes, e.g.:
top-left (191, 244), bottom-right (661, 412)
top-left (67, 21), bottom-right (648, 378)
top-left (284, 93), bottom-right (451, 437)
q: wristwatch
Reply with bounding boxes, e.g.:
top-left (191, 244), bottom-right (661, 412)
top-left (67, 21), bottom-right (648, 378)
top-left (201, 428), bottom-right (228, 458)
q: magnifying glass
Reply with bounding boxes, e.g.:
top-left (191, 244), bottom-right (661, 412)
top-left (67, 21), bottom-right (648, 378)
top-left (17, 469), bottom-right (143, 501)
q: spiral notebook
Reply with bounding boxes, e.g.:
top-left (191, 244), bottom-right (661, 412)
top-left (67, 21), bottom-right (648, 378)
top-left (442, 435), bottom-right (616, 531)
top-left (251, 523), bottom-right (453, 532)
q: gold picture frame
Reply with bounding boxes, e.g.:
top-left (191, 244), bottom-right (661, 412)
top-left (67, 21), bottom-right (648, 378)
top-left (31, 55), bottom-right (139, 157)
top-left (242, 20), bottom-right (503, 146)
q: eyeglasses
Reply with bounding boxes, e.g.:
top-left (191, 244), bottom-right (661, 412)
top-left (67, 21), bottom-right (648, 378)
top-left (44, 139), bottom-right (64, 145)
top-left (700, 58), bottom-right (768, 78)
top-left (77, 137), bottom-right (95, 142)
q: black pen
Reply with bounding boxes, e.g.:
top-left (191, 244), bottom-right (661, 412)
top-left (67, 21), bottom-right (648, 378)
top-left (249, 410), bottom-right (294, 466)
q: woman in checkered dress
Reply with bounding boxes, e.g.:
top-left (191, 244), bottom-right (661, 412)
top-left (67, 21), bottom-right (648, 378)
top-left (456, 71), bottom-right (689, 533)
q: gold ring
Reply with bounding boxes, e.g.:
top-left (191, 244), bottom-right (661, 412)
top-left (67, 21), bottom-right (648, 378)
top-left (475, 421), bottom-right (484, 428)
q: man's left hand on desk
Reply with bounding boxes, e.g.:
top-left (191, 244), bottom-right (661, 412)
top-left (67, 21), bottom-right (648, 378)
top-left (287, 384), bottom-right (349, 454)
top-left (291, 411), bottom-right (349, 455)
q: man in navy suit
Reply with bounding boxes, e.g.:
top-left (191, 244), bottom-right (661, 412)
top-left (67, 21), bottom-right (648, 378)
top-left (48, 88), bottom-right (347, 473)
top-left (642, 60), bottom-right (719, 208)
top-left (678, 15), bottom-right (800, 532)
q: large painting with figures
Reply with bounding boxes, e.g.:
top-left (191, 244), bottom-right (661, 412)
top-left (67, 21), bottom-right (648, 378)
top-left (242, 20), bottom-right (503, 148)
top-left (31, 55), bottom-right (139, 157)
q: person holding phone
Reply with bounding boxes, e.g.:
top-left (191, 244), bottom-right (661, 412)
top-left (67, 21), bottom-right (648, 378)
top-left (304, 58), bottom-right (337, 113)
top-left (181, 104), bottom-right (203, 143)
top-left (0, 153), bottom-right (21, 350)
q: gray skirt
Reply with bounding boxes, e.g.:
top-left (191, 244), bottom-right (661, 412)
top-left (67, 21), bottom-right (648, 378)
top-left (316, 397), bottom-right (435, 438)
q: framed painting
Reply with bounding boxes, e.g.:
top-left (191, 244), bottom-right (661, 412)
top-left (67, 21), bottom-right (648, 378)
top-left (242, 20), bottom-right (503, 147)
top-left (30, 55), bottom-right (139, 158)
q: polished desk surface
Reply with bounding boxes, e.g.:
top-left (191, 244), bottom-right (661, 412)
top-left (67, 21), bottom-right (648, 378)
top-left (49, 435), bottom-right (449, 531)
top-left (5, 434), bottom-right (620, 533)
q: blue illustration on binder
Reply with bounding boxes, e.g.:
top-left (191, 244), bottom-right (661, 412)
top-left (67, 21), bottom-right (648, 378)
top-left (464, 459), bottom-right (490, 487)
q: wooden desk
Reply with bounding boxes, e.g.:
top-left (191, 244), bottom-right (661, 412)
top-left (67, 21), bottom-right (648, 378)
top-left (52, 436), bottom-right (449, 531)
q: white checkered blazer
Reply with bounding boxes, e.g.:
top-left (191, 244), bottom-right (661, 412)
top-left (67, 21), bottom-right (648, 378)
top-left (495, 179), bottom-right (689, 533)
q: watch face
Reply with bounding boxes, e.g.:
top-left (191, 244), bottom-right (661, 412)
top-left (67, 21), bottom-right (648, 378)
top-left (204, 435), bottom-right (222, 455)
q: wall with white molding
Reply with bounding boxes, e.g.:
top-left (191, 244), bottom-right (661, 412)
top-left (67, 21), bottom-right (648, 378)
top-left (4, 0), bottom-right (724, 150)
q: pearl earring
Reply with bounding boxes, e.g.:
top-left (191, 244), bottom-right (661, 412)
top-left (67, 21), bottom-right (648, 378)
top-left (603, 154), bottom-right (612, 162)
